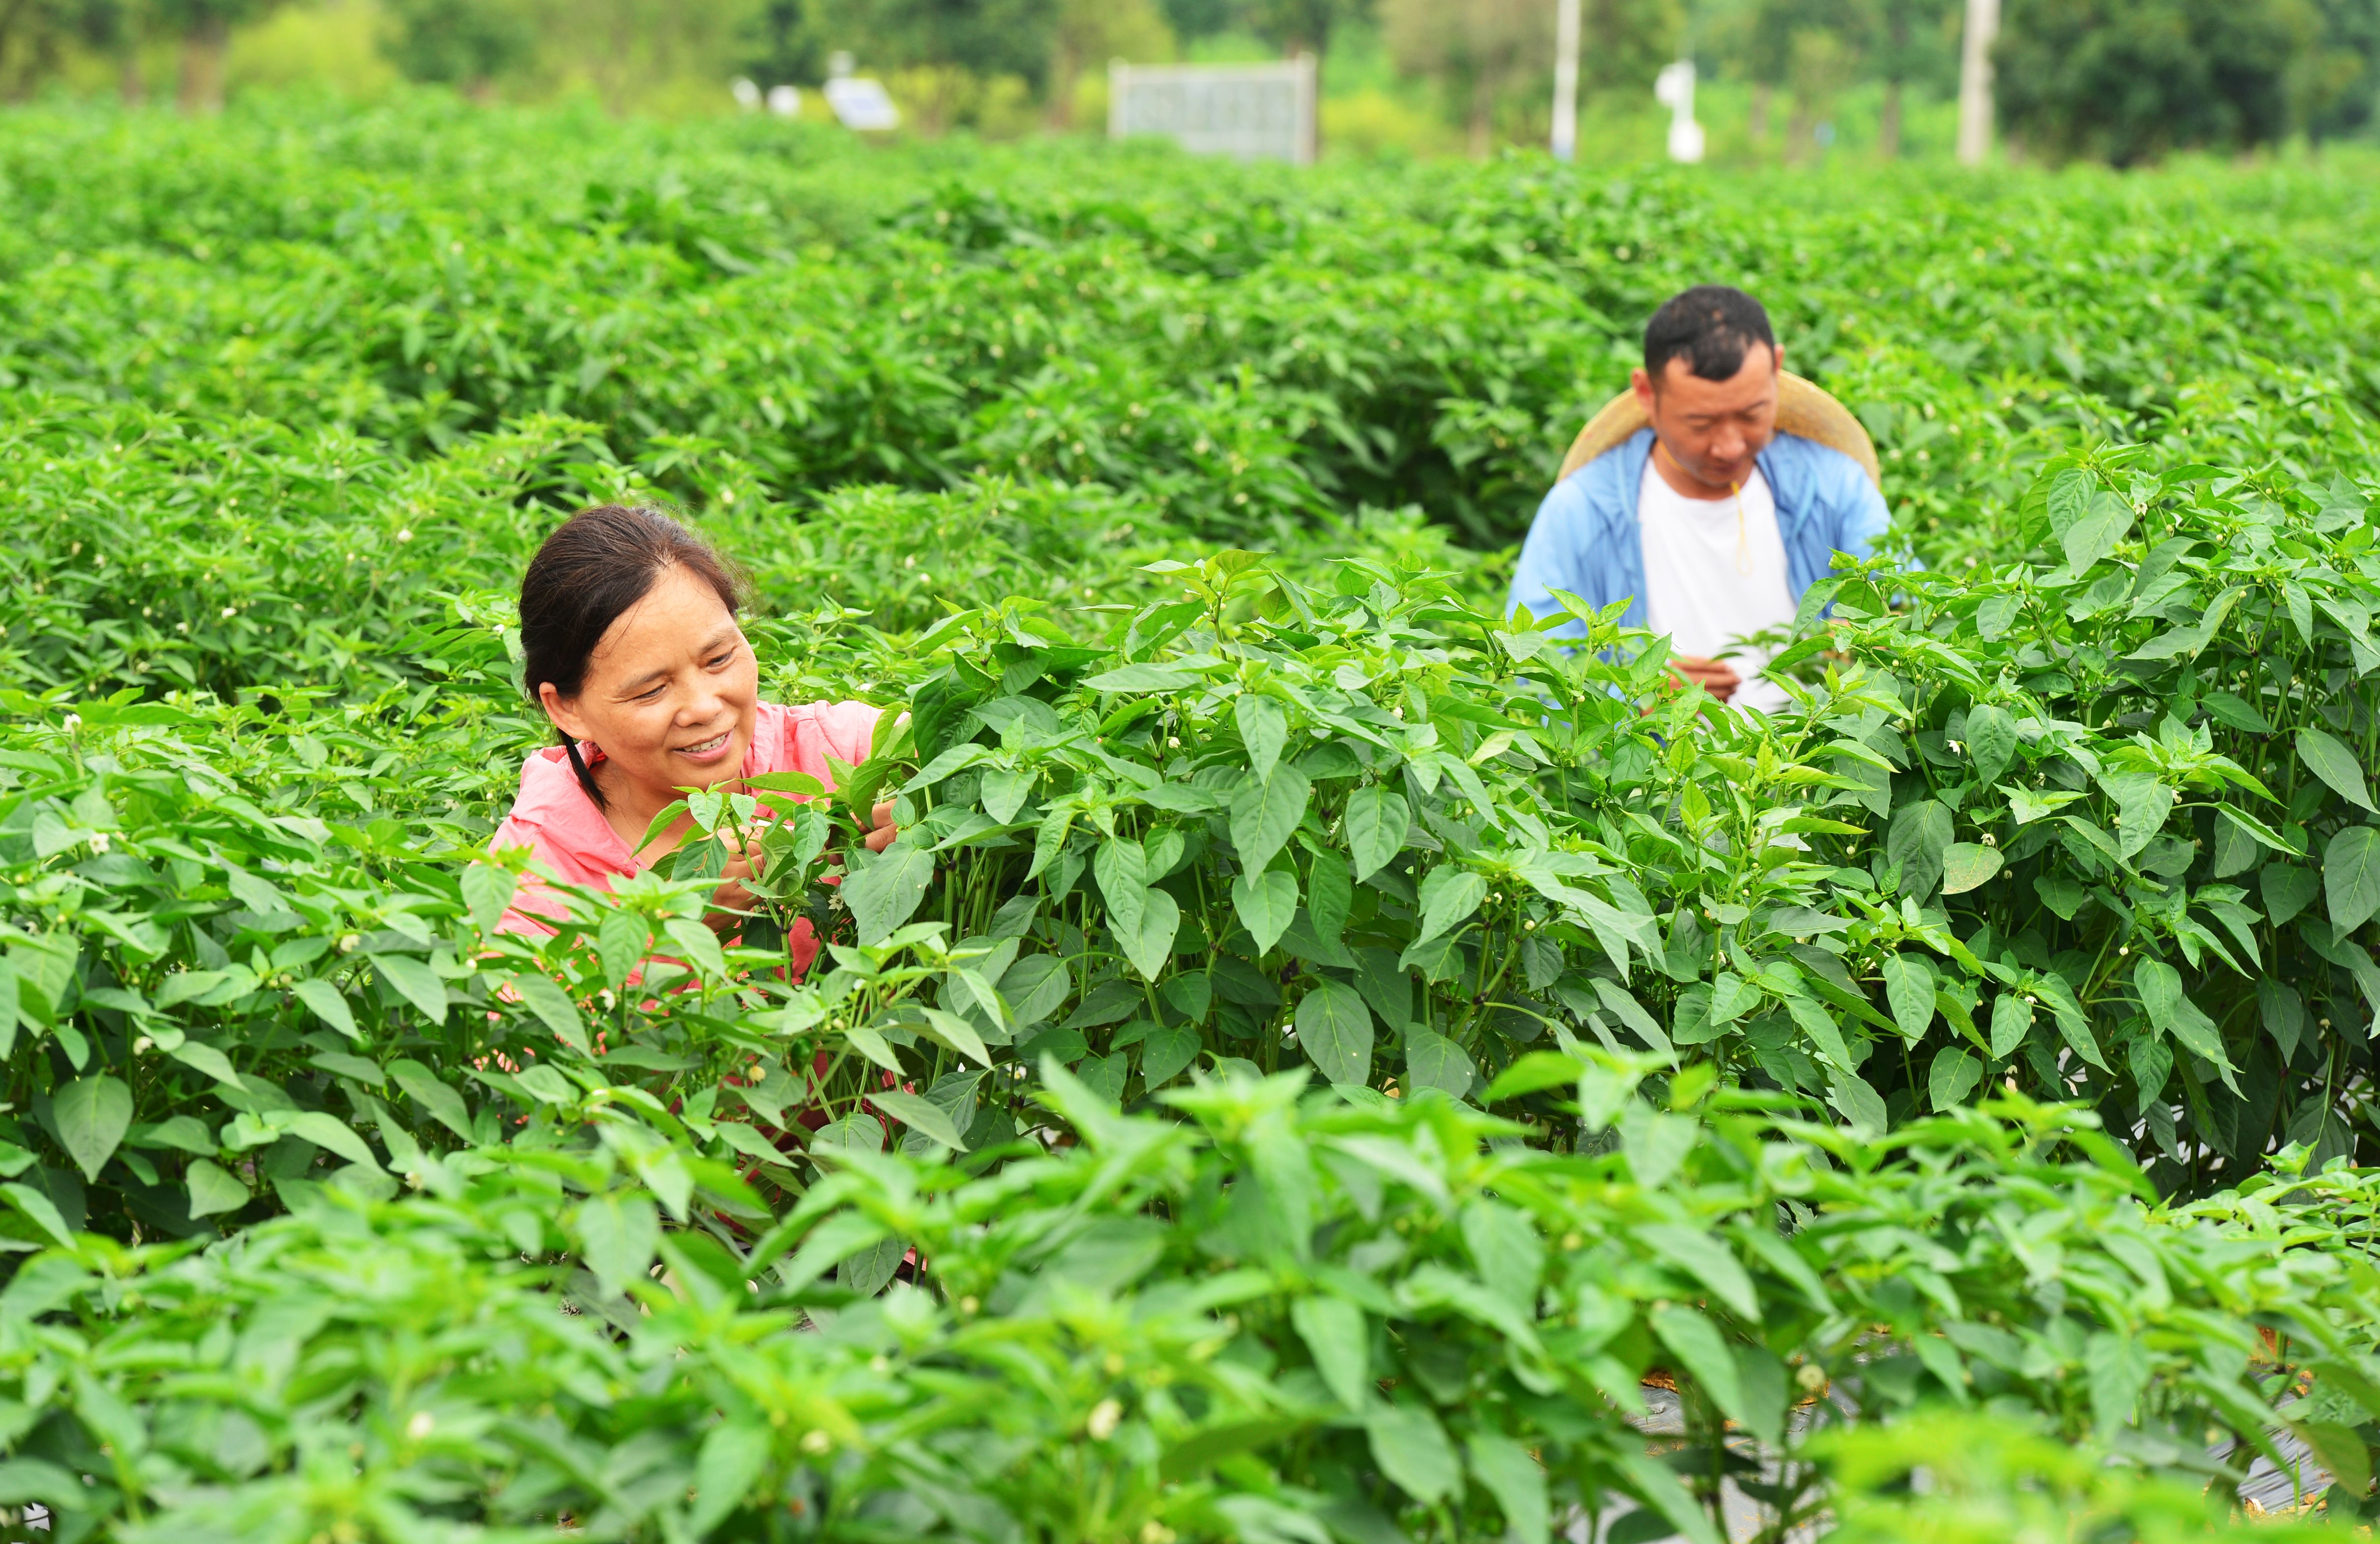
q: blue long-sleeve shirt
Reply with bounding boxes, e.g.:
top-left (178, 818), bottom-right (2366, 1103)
top-left (1506, 428), bottom-right (1891, 634)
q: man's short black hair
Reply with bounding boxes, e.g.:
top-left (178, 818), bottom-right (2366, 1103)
top-left (1644, 285), bottom-right (1776, 384)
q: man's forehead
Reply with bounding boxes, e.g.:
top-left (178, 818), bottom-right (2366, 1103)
top-left (1654, 342), bottom-right (1777, 404)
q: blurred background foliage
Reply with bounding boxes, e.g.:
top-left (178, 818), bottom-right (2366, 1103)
top-left (0, 0), bottom-right (2372, 164)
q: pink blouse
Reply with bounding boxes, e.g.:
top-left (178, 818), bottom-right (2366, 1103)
top-left (489, 700), bottom-right (882, 977)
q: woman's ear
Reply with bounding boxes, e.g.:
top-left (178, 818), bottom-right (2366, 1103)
top-left (538, 683), bottom-right (592, 745)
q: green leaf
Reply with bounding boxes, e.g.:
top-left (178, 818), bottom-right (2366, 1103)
top-left (1404, 1029), bottom-right (1472, 1098)
top-left (1291, 1294), bottom-right (1369, 1411)
top-left (576, 1192), bottom-right (660, 1298)
top-left (1591, 979), bottom-right (1674, 1060)
top-left (1826, 1069), bottom-right (1888, 1136)
top-left (843, 844), bottom-right (934, 946)
top-left (1483, 1050), bottom-right (1585, 1103)
top-left (1094, 838), bottom-right (1147, 938)
top-left (291, 977), bottom-right (358, 1040)
top-left (388, 1057), bottom-right (476, 1142)
top-left (1411, 866), bottom-right (1487, 950)
top-left (1621, 1104), bottom-right (1696, 1188)
top-left (870, 1089), bottom-right (969, 1151)
top-left (2085, 1330), bottom-right (2149, 1433)
top-left (1881, 954), bottom-right (1934, 1040)
top-left (1963, 703), bottom-right (2018, 787)
top-left (507, 972), bottom-right (588, 1054)
top-left (1939, 841), bottom-right (2004, 895)
top-left (0, 1183), bottom-right (72, 1248)
top-left (1083, 662), bottom-right (1201, 692)
top-left (54, 1074), bottom-right (130, 1183)
top-left (185, 1158), bottom-right (249, 1219)
top-left (2298, 727), bottom-right (2375, 812)
top-left (2264, 863), bottom-right (2320, 927)
top-left (597, 909), bottom-right (647, 989)
top-left (371, 952), bottom-right (449, 1026)
top-left (2061, 491), bottom-right (2134, 573)
top-left (2327, 826), bottom-right (2380, 934)
top-left (2044, 467), bottom-right (2095, 536)
top-left (1650, 1302), bottom-right (1746, 1422)
top-left (2135, 958), bottom-right (2238, 1090)
top-left (1468, 1434), bottom-right (1551, 1544)
top-left (1989, 992), bottom-right (2032, 1058)
top-left (1343, 784), bottom-right (1409, 884)
top-left (1886, 800), bottom-right (1953, 899)
top-left (2216, 803), bottom-right (2298, 858)
top-left (1296, 979), bottom-right (1373, 1086)
top-left (661, 918), bottom-right (729, 980)
top-left (285, 1111), bottom-right (383, 1171)
top-left (461, 863), bottom-right (517, 934)
top-left (1230, 867), bottom-right (1298, 954)
top-left (1307, 853), bottom-right (1352, 941)
top-left (1228, 764), bottom-right (1311, 878)
top-left (165, 1038), bottom-right (246, 1091)
top-left (691, 1420), bottom-right (772, 1535)
top-left (1365, 1404), bottom-right (1459, 1506)
top-left (0, 1458), bottom-right (85, 1507)
top-left (1236, 693), bottom-right (1288, 783)
top-left (309, 1050), bottom-right (384, 1088)
top-left (1137, 1023), bottom-right (1200, 1088)
top-left (1635, 1223), bottom-right (1758, 1319)
top-left (1120, 886), bottom-right (1181, 980)
top-left (1929, 1047), bottom-right (1981, 1109)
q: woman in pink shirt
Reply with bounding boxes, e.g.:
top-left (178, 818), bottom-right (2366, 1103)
top-left (489, 504), bottom-right (895, 976)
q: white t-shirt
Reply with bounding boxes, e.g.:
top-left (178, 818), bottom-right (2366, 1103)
top-left (1639, 457), bottom-right (1795, 715)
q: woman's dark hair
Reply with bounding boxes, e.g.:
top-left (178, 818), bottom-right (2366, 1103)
top-left (519, 505), bottom-right (743, 810)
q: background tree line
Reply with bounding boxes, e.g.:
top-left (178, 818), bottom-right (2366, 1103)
top-left (0, 0), bottom-right (2373, 166)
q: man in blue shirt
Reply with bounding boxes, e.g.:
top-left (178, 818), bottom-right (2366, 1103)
top-left (1507, 286), bottom-right (1888, 710)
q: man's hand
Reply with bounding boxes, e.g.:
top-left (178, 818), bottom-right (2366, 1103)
top-left (863, 800), bottom-right (898, 853)
top-left (1668, 654), bottom-right (1742, 703)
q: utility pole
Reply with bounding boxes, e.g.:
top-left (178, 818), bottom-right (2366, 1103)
top-left (1550, 0), bottom-right (1581, 162)
top-left (1956, 0), bottom-right (2000, 166)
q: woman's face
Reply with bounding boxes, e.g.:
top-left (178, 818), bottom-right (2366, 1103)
top-left (538, 563), bottom-right (758, 806)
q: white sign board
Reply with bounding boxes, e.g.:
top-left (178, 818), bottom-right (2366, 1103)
top-left (827, 77), bottom-right (899, 132)
top-left (1109, 56), bottom-right (1316, 165)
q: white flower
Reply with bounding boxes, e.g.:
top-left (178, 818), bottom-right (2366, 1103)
top-left (1086, 1399), bottom-right (1123, 1441)
top-left (337, 933), bottom-right (360, 953)
top-left (396, 529), bottom-right (414, 543)
top-left (407, 1411), bottom-right (435, 1440)
top-left (221, 607), bottom-right (237, 619)
top-left (62, 714), bottom-right (81, 731)
top-left (800, 1429), bottom-right (832, 1454)
top-left (88, 831), bottom-right (110, 854)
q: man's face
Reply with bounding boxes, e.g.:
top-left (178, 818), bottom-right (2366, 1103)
top-left (1630, 340), bottom-right (1782, 494)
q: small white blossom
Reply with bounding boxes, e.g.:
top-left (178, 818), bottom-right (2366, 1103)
top-left (1086, 1398), bottom-right (1123, 1441)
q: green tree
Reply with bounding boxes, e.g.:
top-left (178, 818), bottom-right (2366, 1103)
top-left (1386, 0), bottom-right (1672, 156)
top-left (1049, 0), bottom-right (1173, 126)
top-left (849, 0), bottom-right (1062, 88)
top-left (1872, 0), bottom-right (1959, 156)
top-left (2301, 0), bottom-right (2380, 141)
top-left (384, 0), bottom-right (535, 93)
top-left (738, 0), bottom-right (825, 89)
top-left (1995, 0), bottom-right (2321, 164)
top-left (150, 0), bottom-right (281, 111)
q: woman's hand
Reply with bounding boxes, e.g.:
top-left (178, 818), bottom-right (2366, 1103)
top-left (706, 802), bottom-right (895, 934)
top-left (707, 831), bottom-right (765, 935)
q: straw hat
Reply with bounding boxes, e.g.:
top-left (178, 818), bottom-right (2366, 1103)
top-left (1555, 370), bottom-right (1882, 487)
